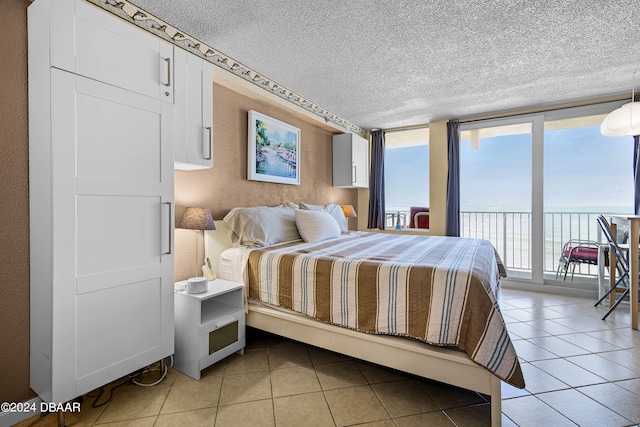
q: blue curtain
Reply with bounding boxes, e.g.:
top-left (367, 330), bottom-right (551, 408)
top-left (445, 121), bottom-right (460, 237)
top-left (634, 94), bottom-right (640, 215)
top-left (368, 130), bottom-right (386, 229)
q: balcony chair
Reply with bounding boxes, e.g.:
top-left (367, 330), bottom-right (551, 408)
top-left (409, 207), bottom-right (429, 229)
top-left (555, 239), bottom-right (600, 281)
top-left (594, 214), bottom-right (636, 320)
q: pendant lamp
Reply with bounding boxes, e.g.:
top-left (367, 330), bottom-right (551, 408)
top-left (601, 70), bottom-right (640, 136)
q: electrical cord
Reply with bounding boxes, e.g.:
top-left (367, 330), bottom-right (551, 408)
top-left (131, 357), bottom-right (171, 387)
top-left (24, 357), bottom-right (173, 426)
top-left (91, 377), bottom-right (130, 408)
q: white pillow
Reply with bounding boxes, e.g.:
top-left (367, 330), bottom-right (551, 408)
top-left (295, 209), bottom-right (341, 243)
top-left (223, 205), bottom-right (301, 247)
top-left (298, 202), bottom-right (348, 233)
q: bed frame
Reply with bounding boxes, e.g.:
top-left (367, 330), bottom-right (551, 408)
top-left (204, 225), bottom-right (502, 426)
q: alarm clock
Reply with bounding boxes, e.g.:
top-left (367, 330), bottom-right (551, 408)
top-left (186, 277), bottom-right (208, 294)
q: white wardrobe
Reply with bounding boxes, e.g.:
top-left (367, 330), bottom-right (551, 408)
top-left (28, 0), bottom-right (198, 403)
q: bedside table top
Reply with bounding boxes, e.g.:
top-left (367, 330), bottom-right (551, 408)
top-left (175, 278), bottom-right (243, 300)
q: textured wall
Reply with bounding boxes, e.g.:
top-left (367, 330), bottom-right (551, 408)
top-left (174, 83), bottom-right (358, 281)
top-left (0, 0), bottom-right (32, 403)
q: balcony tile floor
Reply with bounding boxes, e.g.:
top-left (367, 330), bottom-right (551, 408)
top-left (16, 288), bottom-right (640, 426)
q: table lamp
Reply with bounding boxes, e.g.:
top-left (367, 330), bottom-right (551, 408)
top-left (177, 207), bottom-right (216, 277)
top-left (341, 205), bottom-right (357, 230)
top-left (341, 205), bottom-right (357, 218)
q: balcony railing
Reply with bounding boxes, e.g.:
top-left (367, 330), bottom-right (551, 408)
top-left (462, 211), bottom-right (533, 275)
top-left (385, 209), bottom-right (620, 281)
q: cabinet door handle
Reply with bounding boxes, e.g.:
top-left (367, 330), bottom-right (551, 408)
top-left (163, 57), bottom-right (171, 87)
top-left (352, 164), bottom-right (357, 184)
top-left (215, 316), bottom-right (237, 329)
top-left (161, 202), bottom-right (172, 255)
top-left (203, 127), bottom-right (212, 160)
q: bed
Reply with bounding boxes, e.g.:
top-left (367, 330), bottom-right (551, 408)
top-left (204, 204), bottom-right (524, 426)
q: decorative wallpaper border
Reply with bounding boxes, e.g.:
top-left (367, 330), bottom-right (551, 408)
top-left (86, 0), bottom-right (367, 137)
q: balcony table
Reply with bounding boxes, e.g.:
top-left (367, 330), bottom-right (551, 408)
top-left (609, 215), bottom-right (640, 330)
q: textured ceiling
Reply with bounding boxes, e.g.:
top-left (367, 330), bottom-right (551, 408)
top-left (130, 0), bottom-right (640, 130)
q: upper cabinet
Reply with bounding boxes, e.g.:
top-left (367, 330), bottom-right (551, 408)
top-left (332, 133), bottom-right (369, 188)
top-left (47, 0), bottom-right (174, 102)
top-left (174, 48), bottom-right (214, 170)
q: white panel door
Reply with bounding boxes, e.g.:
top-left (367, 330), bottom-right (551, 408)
top-left (352, 135), bottom-right (369, 187)
top-left (174, 47), bottom-right (214, 169)
top-left (51, 0), bottom-right (174, 102)
top-left (50, 68), bottom-right (174, 400)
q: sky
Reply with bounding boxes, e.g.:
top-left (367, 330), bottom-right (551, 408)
top-left (542, 126), bottom-right (633, 210)
top-left (385, 145), bottom-right (429, 211)
top-left (385, 125), bottom-right (635, 213)
top-left (263, 121), bottom-right (298, 146)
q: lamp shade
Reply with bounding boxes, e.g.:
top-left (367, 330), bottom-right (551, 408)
top-left (341, 205), bottom-right (357, 218)
top-left (601, 102), bottom-right (640, 136)
top-left (177, 207), bottom-right (216, 230)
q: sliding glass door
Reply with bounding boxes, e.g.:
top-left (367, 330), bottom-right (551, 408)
top-left (543, 112), bottom-right (633, 284)
top-left (460, 118), bottom-right (536, 280)
top-left (458, 101), bottom-right (632, 289)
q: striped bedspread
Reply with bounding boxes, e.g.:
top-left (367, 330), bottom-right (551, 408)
top-left (246, 231), bottom-right (525, 388)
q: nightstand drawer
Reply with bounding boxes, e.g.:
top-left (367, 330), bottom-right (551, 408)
top-left (199, 308), bottom-right (245, 353)
top-left (209, 320), bottom-right (237, 354)
top-left (198, 309), bottom-right (245, 370)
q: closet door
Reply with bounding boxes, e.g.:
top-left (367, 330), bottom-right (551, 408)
top-left (51, 0), bottom-right (174, 102)
top-left (50, 68), bottom-right (174, 400)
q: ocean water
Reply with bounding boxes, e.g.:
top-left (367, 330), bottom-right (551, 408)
top-left (462, 207), bottom-right (631, 276)
top-left (388, 206), bottom-right (633, 277)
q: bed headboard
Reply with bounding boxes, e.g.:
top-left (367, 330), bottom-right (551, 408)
top-left (204, 220), bottom-right (233, 276)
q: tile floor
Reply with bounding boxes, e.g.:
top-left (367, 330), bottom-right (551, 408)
top-left (16, 288), bottom-right (640, 427)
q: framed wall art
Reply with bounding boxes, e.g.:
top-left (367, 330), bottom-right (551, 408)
top-left (248, 110), bottom-right (300, 185)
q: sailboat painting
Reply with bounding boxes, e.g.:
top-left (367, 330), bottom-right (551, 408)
top-left (248, 110), bottom-right (301, 185)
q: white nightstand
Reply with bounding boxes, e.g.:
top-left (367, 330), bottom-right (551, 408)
top-left (173, 279), bottom-right (245, 380)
